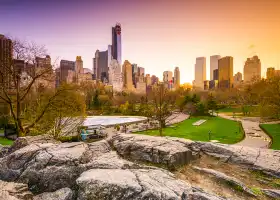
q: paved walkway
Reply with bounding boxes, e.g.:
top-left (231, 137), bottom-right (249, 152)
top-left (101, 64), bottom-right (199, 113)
top-left (218, 113), bottom-right (271, 149)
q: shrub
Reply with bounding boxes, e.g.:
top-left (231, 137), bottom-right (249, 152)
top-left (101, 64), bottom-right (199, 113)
top-left (115, 124), bottom-right (120, 131)
top-left (59, 135), bottom-right (79, 142)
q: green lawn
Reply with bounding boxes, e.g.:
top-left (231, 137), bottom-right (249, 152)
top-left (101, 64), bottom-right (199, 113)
top-left (135, 116), bottom-right (244, 144)
top-left (0, 129), bottom-right (14, 146)
top-left (260, 124), bottom-right (280, 150)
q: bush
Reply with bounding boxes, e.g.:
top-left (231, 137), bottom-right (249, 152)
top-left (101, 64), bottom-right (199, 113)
top-left (115, 124), bottom-right (120, 131)
top-left (59, 135), bottom-right (79, 142)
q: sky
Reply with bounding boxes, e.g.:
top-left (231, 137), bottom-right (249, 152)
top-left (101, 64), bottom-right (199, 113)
top-left (1, 0), bottom-right (280, 83)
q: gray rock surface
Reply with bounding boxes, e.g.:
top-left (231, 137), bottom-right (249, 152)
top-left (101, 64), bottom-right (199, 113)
top-left (0, 180), bottom-right (33, 200)
top-left (193, 166), bottom-right (256, 197)
top-left (110, 134), bottom-right (193, 169)
top-left (10, 134), bottom-right (60, 152)
top-left (111, 134), bottom-right (280, 177)
top-left (1, 134), bottom-right (280, 200)
top-left (33, 188), bottom-right (73, 200)
top-left (76, 168), bottom-right (193, 199)
top-left (261, 189), bottom-right (280, 199)
top-left (0, 144), bottom-right (9, 158)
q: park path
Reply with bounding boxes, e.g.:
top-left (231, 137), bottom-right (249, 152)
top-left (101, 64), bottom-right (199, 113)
top-left (218, 113), bottom-right (271, 149)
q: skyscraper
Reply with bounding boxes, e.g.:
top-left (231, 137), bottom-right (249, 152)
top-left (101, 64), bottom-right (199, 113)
top-left (132, 63), bottom-right (138, 88)
top-left (112, 23), bottom-right (122, 65)
top-left (163, 71), bottom-right (173, 89)
top-left (234, 72), bottom-right (242, 87)
top-left (145, 74), bottom-right (151, 86)
top-left (0, 34), bottom-right (13, 87)
top-left (210, 55), bottom-right (221, 80)
top-left (194, 57), bottom-right (206, 89)
top-left (163, 71), bottom-right (173, 82)
top-left (35, 55), bottom-right (51, 68)
top-left (75, 56), bottom-right (83, 74)
top-left (93, 46), bottom-right (111, 83)
top-left (244, 55), bottom-right (261, 82)
top-left (174, 67), bottom-right (180, 89)
top-left (218, 56), bottom-right (233, 88)
top-left (137, 67), bottom-right (145, 77)
top-left (122, 60), bottom-right (133, 91)
top-left (267, 67), bottom-right (275, 79)
top-left (59, 60), bottom-right (75, 84)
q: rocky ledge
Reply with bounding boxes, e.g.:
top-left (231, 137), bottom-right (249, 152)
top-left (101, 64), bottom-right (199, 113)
top-left (0, 133), bottom-right (279, 200)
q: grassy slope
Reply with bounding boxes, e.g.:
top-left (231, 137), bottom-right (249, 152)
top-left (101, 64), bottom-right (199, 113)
top-left (260, 124), bottom-right (280, 150)
top-left (136, 116), bottom-right (244, 144)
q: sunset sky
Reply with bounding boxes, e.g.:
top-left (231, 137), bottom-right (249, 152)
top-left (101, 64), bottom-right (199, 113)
top-left (1, 0), bottom-right (280, 83)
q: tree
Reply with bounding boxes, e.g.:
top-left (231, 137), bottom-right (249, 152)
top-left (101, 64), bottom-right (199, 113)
top-left (0, 38), bottom-right (80, 137)
top-left (206, 93), bottom-right (217, 116)
top-left (29, 84), bottom-right (86, 139)
top-left (148, 84), bottom-right (178, 136)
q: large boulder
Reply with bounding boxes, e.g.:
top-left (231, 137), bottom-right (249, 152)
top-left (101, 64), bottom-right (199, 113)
top-left (33, 188), bottom-right (74, 200)
top-left (190, 142), bottom-right (280, 177)
top-left (110, 134), bottom-right (194, 169)
top-left (10, 134), bottom-right (60, 152)
top-left (76, 168), bottom-right (193, 199)
top-left (0, 180), bottom-right (33, 200)
top-left (76, 168), bottom-right (225, 200)
top-left (111, 134), bottom-right (280, 177)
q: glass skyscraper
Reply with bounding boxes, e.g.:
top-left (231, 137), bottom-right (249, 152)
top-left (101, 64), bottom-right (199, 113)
top-left (112, 23), bottom-right (122, 65)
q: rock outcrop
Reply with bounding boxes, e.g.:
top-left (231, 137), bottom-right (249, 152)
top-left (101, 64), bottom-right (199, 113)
top-left (1, 133), bottom-right (280, 199)
top-left (192, 166), bottom-right (256, 196)
top-left (110, 134), bottom-right (280, 177)
top-left (33, 188), bottom-right (74, 200)
top-left (0, 180), bottom-right (33, 200)
top-left (109, 134), bottom-right (194, 169)
top-left (261, 189), bottom-right (280, 199)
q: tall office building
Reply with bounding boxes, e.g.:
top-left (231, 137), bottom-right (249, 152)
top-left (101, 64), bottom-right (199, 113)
top-left (234, 72), bottom-right (243, 86)
top-left (75, 56), bottom-right (83, 74)
top-left (145, 74), bottom-right (151, 86)
top-left (194, 57), bottom-right (206, 89)
top-left (210, 55), bottom-right (221, 80)
top-left (174, 67), bottom-right (180, 89)
top-left (244, 55), bottom-right (261, 82)
top-left (36, 55), bottom-right (51, 68)
top-left (112, 23), bottom-right (122, 65)
top-left (163, 71), bottom-right (173, 89)
top-left (0, 34), bottom-right (13, 87)
top-left (213, 69), bottom-right (219, 80)
top-left (267, 67), bottom-right (275, 79)
top-left (132, 64), bottom-right (138, 88)
top-left (267, 67), bottom-right (280, 79)
top-left (218, 56), bottom-right (233, 88)
top-left (122, 60), bottom-right (133, 91)
top-left (59, 60), bottom-right (75, 84)
top-left (163, 71), bottom-right (173, 82)
top-left (138, 67), bottom-right (145, 76)
top-left (151, 75), bottom-right (159, 85)
top-left (93, 47), bottom-right (111, 83)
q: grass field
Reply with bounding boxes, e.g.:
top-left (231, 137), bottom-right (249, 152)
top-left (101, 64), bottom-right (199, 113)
top-left (260, 124), bottom-right (280, 150)
top-left (135, 116), bottom-right (244, 144)
top-left (0, 129), bottom-right (14, 146)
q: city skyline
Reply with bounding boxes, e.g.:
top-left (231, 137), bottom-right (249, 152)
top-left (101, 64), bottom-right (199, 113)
top-left (1, 0), bottom-right (280, 83)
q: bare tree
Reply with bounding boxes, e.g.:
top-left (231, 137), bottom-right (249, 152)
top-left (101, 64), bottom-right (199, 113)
top-left (0, 38), bottom-right (59, 136)
top-left (147, 83), bottom-right (178, 136)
